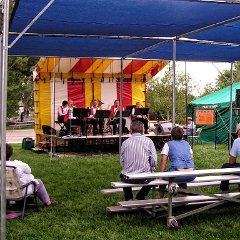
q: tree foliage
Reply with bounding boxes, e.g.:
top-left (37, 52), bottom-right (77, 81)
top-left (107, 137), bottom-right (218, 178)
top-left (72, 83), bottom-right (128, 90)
top-left (7, 57), bottom-right (38, 117)
top-left (146, 69), bottom-right (195, 123)
top-left (201, 62), bottom-right (240, 97)
top-left (216, 62), bottom-right (240, 89)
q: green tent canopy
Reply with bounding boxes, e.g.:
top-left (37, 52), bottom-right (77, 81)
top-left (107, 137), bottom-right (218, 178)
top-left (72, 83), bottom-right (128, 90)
top-left (188, 82), bottom-right (240, 144)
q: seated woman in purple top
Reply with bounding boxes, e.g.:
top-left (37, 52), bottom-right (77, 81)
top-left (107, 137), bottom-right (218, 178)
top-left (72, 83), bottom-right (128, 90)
top-left (160, 126), bottom-right (195, 197)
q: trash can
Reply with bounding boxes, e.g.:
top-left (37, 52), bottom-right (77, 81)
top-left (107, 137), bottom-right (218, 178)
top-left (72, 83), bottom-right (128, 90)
top-left (22, 137), bottom-right (35, 150)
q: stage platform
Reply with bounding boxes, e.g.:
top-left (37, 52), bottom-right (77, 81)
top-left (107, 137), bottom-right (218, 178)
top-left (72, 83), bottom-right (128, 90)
top-left (48, 132), bottom-right (172, 154)
top-left (38, 132), bottom-right (172, 154)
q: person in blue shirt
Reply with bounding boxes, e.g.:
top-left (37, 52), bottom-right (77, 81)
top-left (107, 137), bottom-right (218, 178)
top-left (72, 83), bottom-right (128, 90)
top-left (160, 126), bottom-right (195, 197)
top-left (220, 124), bottom-right (240, 192)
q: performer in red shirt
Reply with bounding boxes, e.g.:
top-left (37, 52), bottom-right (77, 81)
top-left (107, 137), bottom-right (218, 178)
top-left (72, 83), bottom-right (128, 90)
top-left (57, 100), bottom-right (69, 123)
top-left (86, 99), bottom-right (103, 135)
top-left (108, 99), bottom-right (126, 135)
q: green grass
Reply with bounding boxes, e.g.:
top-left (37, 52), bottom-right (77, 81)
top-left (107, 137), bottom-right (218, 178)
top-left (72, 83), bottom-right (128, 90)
top-left (5, 144), bottom-right (240, 240)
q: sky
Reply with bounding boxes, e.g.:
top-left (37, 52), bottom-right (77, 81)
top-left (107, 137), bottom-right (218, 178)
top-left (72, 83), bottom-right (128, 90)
top-left (156, 62), bottom-right (231, 96)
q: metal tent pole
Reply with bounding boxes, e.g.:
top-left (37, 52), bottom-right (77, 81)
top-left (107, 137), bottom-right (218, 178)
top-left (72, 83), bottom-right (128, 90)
top-left (50, 57), bottom-right (56, 159)
top-left (229, 63), bottom-right (234, 151)
top-left (1, 0), bottom-right (10, 239)
top-left (119, 58), bottom-right (124, 154)
top-left (172, 40), bottom-right (176, 127)
top-left (185, 61), bottom-right (188, 125)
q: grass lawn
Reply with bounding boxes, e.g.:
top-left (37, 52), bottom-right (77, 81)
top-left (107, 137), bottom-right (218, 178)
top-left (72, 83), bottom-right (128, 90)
top-left (5, 144), bottom-right (240, 240)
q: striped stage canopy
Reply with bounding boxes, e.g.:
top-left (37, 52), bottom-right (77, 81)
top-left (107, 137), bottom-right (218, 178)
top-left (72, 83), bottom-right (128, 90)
top-left (35, 58), bottom-right (167, 81)
top-left (34, 58), bottom-right (168, 136)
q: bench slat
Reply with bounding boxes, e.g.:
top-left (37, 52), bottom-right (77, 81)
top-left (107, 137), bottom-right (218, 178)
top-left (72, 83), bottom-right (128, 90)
top-left (111, 175), bottom-right (240, 188)
top-left (107, 206), bottom-right (141, 213)
top-left (118, 192), bottom-right (240, 208)
top-left (102, 179), bottom-right (240, 194)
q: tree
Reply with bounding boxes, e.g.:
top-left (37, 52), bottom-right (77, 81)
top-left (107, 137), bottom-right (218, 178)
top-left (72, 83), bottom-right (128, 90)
top-left (215, 62), bottom-right (240, 90)
top-left (7, 57), bottom-right (38, 117)
top-left (146, 69), bottom-right (195, 123)
top-left (201, 62), bottom-right (240, 97)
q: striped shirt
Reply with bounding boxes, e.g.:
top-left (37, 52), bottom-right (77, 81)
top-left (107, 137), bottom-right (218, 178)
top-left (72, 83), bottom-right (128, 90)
top-left (120, 133), bottom-right (157, 175)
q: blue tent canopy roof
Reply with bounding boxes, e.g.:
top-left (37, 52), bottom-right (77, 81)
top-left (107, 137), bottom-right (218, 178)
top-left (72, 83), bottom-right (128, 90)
top-left (9, 0), bottom-right (240, 61)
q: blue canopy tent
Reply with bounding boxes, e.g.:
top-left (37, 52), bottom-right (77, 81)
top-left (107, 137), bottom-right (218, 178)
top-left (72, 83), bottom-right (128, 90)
top-left (7, 0), bottom-right (240, 60)
top-left (1, 1), bottom-right (240, 238)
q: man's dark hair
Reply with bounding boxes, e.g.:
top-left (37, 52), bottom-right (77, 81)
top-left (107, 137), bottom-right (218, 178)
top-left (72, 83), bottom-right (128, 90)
top-left (62, 100), bottom-right (68, 107)
top-left (171, 126), bottom-right (184, 140)
top-left (131, 120), bottom-right (144, 134)
top-left (0, 144), bottom-right (13, 160)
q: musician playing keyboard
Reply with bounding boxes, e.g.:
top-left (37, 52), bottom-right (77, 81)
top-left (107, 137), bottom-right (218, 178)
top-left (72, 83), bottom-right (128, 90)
top-left (108, 99), bottom-right (126, 135)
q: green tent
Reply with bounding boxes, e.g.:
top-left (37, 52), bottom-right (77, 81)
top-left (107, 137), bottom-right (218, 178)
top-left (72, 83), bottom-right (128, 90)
top-left (188, 82), bottom-right (240, 144)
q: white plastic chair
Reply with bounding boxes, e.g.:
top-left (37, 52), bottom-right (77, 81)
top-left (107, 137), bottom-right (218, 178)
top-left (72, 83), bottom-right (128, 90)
top-left (188, 128), bottom-right (202, 144)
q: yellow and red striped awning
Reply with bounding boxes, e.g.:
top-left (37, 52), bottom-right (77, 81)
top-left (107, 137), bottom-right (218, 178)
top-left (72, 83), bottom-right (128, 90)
top-left (35, 58), bottom-right (168, 81)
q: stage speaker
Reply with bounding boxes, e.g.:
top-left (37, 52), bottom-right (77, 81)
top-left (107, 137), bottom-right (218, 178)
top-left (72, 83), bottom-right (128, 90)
top-left (236, 89), bottom-right (240, 108)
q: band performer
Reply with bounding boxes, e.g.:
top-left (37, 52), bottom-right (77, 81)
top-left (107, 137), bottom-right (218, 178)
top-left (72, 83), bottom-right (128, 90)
top-left (132, 102), bottom-right (149, 134)
top-left (57, 100), bottom-right (69, 123)
top-left (108, 99), bottom-right (126, 135)
top-left (86, 99), bottom-right (103, 135)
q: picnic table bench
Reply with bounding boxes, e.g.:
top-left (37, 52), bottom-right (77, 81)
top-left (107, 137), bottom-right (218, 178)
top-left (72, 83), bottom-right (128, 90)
top-left (102, 168), bottom-right (240, 228)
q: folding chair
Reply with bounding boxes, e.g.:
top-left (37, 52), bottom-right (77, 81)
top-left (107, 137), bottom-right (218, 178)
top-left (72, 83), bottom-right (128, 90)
top-left (188, 128), bottom-right (202, 144)
top-left (5, 166), bottom-right (38, 219)
top-left (54, 120), bottom-right (66, 136)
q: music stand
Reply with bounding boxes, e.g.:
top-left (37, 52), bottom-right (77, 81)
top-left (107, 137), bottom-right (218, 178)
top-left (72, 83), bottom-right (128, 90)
top-left (115, 110), bottom-right (131, 118)
top-left (126, 105), bottom-right (135, 111)
top-left (94, 110), bottom-right (111, 136)
top-left (102, 110), bottom-right (111, 118)
top-left (134, 108), bottom-right (149, 116)
top-left (94, 110), bottom-right (109, 119)
top-left (73, 108), bottom-right (90, 118)
top-left (94, 110), bottom-right (111, 118)
top-left (73, 108), bottom-right (90, 136)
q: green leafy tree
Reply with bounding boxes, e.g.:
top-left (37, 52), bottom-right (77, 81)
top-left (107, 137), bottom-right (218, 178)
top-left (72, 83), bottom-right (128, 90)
top-left (201, 62), bottom-right (240, 97)
top-left (7, 57), bottom-right (38, 117)
top-left (146, 70), bottom-right (195, 123)
top-left (215, 62), bottom-right (240, 90)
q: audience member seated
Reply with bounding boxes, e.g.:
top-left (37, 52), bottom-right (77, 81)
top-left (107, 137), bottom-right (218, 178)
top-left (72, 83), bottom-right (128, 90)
top-left (120, 121), bottom-right (157, 200)
top-left (131, 102), bottom-right (149, 134)
top-left (86, 99), bottom-right (103, 135)
top-left (108, 99), bottom-right (126, 135)
top-left (220, 123), bottom-right (240, 192)
top-left (3, 144), bottom-right (58, 207)
top-left (159, 126), bottom-right (196, 198)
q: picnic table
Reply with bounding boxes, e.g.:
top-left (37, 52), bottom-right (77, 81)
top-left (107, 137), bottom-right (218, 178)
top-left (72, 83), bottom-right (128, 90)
top-left (103, 168), bottom-right (240, 228)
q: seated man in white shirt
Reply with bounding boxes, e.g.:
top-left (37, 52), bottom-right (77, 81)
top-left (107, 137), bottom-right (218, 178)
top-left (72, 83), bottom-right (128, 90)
top-left (120, 121), bottom-right (157, 200)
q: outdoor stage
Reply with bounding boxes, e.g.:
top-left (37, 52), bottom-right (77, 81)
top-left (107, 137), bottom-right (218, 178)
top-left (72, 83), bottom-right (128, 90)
top-left (48, 132), bottom-right (172, 154)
